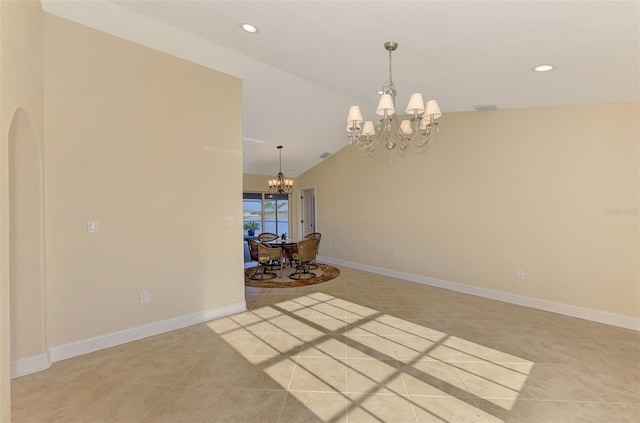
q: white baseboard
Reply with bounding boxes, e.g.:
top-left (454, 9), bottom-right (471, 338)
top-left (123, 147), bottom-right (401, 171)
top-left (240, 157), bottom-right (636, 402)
top-left (11, 300), bottom-right (246, 378)
top-left (10, 352), bottom-right (51, 379)
top-left (318, 255), bottom-right (640, 331)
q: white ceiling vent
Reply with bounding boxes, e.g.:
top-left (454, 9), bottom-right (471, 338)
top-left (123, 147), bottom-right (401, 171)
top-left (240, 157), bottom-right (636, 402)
top-left (472, 105), bottom-right (498, 111)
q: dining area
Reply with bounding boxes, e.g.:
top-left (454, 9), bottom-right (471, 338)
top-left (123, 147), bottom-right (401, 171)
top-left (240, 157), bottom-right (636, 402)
top-left (245, 232), bottom-right (322, 282)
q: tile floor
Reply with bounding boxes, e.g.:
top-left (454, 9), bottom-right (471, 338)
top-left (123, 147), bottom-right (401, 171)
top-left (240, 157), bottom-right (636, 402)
top-left (11, 266), bottom-right (640, 422)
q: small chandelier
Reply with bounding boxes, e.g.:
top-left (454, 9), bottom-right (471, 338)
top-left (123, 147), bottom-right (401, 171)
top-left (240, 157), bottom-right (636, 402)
top-left (346, 42), bottom-right (442, 156)
top-left (267, 145), bottom-right (293, 194)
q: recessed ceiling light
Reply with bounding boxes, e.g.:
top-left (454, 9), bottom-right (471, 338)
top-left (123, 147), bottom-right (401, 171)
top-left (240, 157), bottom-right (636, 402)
top-left (240, 23), bottom-right (258, 33)
top-left (533, 64), bottom-right (555, 72)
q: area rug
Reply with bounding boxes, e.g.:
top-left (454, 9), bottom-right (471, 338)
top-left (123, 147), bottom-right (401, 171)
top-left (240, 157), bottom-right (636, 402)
top-left (245, 263), bottom-right (340, 288)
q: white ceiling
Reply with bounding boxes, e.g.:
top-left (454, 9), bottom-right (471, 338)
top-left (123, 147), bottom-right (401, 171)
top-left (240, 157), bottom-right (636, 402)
top-left (42, 0), bottom-right (639, 177)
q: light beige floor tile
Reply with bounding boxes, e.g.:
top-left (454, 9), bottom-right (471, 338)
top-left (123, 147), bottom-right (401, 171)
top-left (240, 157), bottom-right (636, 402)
top-left (254, 294), bottom-right (294, 305)
top-left (452, 362), bottom-right (536, 400)
top-left (478, 398), bottom-right (559, 423)
top-left (344, 302), bottom-right (380, 319)
top-left (232, 312), bottom-right (284, 333)
top-left (10, 381), bottom-right (100, 422)
top-left (452, 336), bottom-right (574, 365)
top-left (279, 391), bottom-right (349, 423)
top-left (309, 302), bottom-right (347, 319)
top-left (400, 360), bottom-right (469, 397)
top-left (272, 314), bottom-right (314, 334)
top-left (133, 324), bottom-right (223, 355)
top-left (299, 334), bottom-right (348, 359)
top-left (540, 400), bottom-right (640, 423)
top-left (410, 395), bottom-right (489, 422)
top-left (250, 304), bottom-right (287, 318)
top-left (246, 355), bottom-right (299, 389)
top-left (347, 334), bottom-right (396, 361)
top-left (389, 334), bottom-right (452, 362)
top-left (289, 357), bottom-right (347, 393)
top-left (142, 387), bottom-right (286, 423)
top-left (205, 315), bottom-right (244, 334)
top-left (210, 331), bottom-right (263, 356)
top-left (11, 266), bottom-right (640, 422)
top-left (306, 317), bottom-right (348, 334)
top-left (382, 316), bottom-right (436, 338)
top-left (252, 332), bottom-right (305, 357)
top-left (262, 287), bottom-right (297, 295)
top-left (524, 364), bottom-right (606, 401)
top-left (48, 350), bottom-right (199, 387)
top-left (344, 317), bottom-right (389, 336)
top-left (423, 319), bottom-right (510, 338)
top-left (176, 354), bottom-right (295, 391)
top-left (348, 393), bottom-right (418, 423)
top-left (569, 362), bottom-right (640, 403)
top-left (551, 337), bottom-right (640, 367)
top-left (121, 351), bottom-right (202, 386)
top-left (73, 383), bottom-right (171, 422)
top-left (11, 379), bottom-right (170, 423)
top-left (442, 336), bottom-right (534, 365)
top-left (346, 357), bottom-right (407, 395)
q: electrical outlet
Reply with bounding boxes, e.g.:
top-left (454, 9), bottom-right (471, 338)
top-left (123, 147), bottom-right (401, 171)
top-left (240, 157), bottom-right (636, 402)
top-left (517, 270), bottom-right (525, 279)
top-left (392, 252), bottom-right (399, 260)
top-left (139, 291), bottom-right (150, 304)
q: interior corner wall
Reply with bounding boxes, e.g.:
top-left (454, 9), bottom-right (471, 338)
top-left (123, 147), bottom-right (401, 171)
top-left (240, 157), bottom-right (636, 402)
top-left (297, 102), bottom-right (640, 319)
top-left (43, 13), bottom-right (244, 347)
top-left (1, 0), bottom-right (45, 420)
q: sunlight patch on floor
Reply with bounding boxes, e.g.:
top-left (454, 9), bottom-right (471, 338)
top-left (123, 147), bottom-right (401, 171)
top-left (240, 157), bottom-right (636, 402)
top-left (206, 292), bottom-right (534, 422)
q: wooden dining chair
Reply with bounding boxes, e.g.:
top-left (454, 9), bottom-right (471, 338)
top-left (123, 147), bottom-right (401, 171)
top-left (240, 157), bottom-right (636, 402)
top-left (257, 232), bottom-right (279, 242)
top-left (289, 238), bottom-right (320, 280)
top-left (302, 232), bottom-right (321, 269)
top-left (247, 240), bottom-right (280, 281)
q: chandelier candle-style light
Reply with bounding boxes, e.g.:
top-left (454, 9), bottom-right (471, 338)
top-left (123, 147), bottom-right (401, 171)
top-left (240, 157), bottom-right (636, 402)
top-left (267, 145), bottom-right (293, 194)
top-left (347, 42), bottom-right (442, 157)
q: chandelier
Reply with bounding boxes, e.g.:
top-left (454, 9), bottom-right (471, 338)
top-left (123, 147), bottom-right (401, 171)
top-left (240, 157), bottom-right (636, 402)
top-left (346, 42), bottom-right (442, 156)
top-left (267, 145), bottom-right (293, 194)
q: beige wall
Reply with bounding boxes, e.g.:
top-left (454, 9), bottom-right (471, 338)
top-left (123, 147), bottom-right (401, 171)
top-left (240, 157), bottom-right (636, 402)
top-left (44, 14), bottom-right (244, 346)
top-left (1, 0), bottom-right (45, 420)
top-left (297, 103), bottom-right (640, 318)
top-left (243, 173), bottom-right (271, 193)
top-left (9, 109), bottom-right (46, 361)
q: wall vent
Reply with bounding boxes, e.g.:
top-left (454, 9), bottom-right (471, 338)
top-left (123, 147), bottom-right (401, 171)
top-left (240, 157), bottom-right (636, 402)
top-left (472, 104), bottom-right (498, 111)
top-left (319, 152), bottom-right (331, 159)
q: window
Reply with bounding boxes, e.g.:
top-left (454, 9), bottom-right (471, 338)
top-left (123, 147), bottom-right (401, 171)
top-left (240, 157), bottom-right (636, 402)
top-left (243, 192), bottom-right (290, 237)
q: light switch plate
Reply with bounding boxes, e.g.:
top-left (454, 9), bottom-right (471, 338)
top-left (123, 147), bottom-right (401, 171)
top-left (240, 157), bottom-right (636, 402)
top-left (224, 216), bottom-right (234, 226)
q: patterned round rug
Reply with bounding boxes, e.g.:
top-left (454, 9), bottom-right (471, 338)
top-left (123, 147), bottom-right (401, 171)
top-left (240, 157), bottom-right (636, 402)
top-left (245, 263), bottom-right (340, 288)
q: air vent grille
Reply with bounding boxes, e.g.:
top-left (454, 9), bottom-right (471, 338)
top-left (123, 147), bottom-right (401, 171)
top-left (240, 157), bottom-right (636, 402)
top-left (472, 104), bottom-right (498, 111)
top-left (319, 152), bottom-right (331, 159)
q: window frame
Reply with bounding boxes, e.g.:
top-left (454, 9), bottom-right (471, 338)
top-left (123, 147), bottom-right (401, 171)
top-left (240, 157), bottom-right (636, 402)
top-left (243, 192), bottom-right (290, 237)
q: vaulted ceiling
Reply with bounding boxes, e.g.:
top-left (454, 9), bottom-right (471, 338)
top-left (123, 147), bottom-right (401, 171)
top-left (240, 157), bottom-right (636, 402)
top-left (43, 0), bottom-right (639, 176)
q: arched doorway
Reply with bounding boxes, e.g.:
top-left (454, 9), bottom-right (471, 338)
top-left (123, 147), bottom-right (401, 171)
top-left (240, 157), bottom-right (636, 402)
top-left (8, 108), bottom-right (47, 374)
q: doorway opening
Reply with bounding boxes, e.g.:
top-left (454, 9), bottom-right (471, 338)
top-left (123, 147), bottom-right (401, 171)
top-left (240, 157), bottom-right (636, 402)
top-left (299, 187), bottom-right (316, 238)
